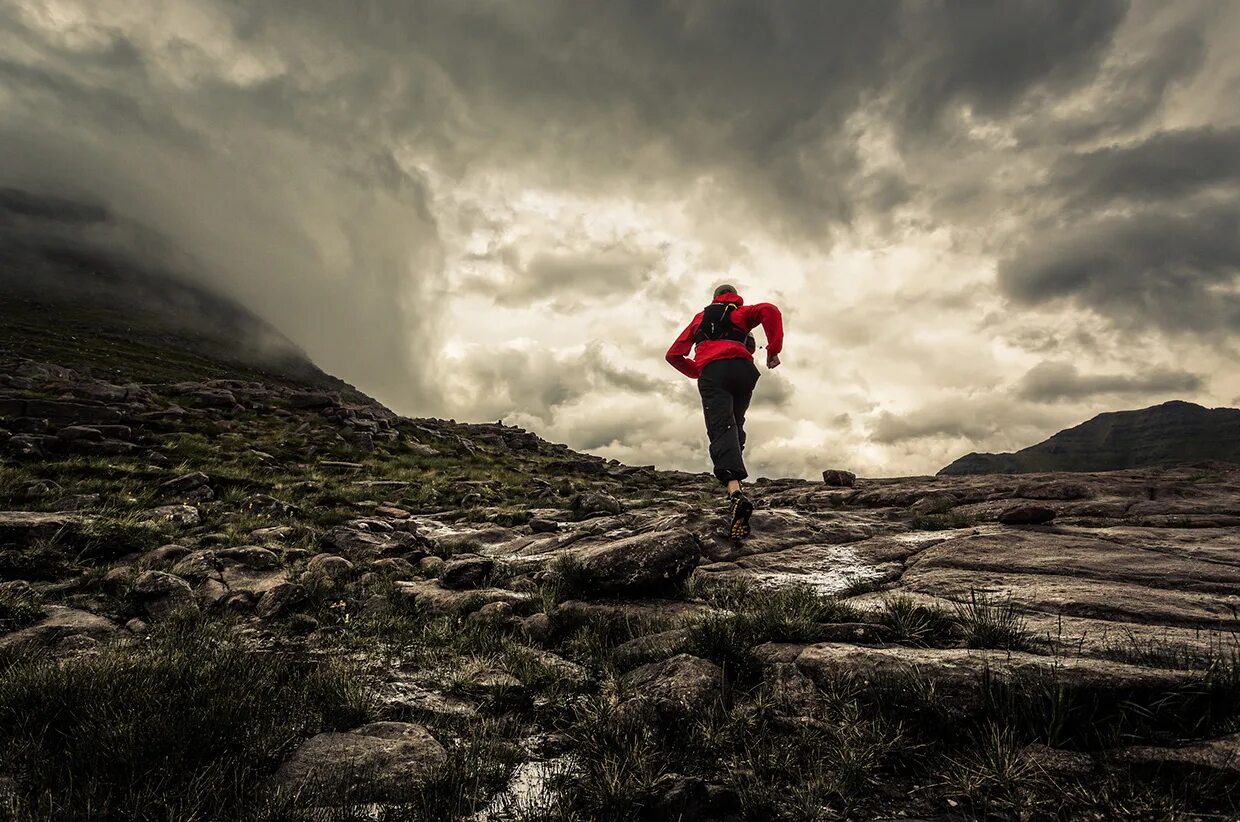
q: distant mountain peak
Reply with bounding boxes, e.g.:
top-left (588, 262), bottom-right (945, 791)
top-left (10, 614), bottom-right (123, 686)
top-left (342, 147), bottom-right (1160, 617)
top-left (939, 400), bottom-right (1240, 475)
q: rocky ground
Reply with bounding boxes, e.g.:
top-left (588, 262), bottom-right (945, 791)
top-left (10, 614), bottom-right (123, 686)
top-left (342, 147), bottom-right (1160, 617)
top-left (1, 348), bottom-right (1239, 821)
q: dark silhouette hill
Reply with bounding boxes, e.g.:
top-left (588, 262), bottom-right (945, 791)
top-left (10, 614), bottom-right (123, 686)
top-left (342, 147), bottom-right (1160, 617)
top-left (939, 400), bottom-right (1240, 475)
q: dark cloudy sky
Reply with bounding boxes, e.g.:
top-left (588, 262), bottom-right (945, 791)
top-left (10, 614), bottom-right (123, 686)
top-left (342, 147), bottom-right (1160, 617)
top-left (2, 1), bottom-right (1238, 478)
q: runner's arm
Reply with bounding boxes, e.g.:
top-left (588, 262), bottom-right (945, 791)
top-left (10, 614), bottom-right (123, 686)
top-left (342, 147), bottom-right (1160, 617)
top-left (665, 320), bottom-right (701, 379)
top-left (744, 303), bottom-right (783, 356)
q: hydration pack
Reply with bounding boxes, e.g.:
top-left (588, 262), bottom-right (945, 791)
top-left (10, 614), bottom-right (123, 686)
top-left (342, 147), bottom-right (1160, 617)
top-left (694, 303), bottom-right (756, 352)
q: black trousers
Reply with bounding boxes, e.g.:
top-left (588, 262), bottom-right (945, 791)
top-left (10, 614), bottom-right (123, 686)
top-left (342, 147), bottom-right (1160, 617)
top-left (698, 358), bottom-right (760, 484)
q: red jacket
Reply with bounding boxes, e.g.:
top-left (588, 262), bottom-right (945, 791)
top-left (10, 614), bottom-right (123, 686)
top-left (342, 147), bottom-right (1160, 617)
top-left (666, 292), bottom-right (783, 379)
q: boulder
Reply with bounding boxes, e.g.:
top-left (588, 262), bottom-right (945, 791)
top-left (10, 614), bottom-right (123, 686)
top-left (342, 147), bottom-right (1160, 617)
top-left (131, 571), bottom-right (197, 619)
top-left (571, 491), bottom-right (624, 517)
top-left (273, 721), bottom-right (447, 802)
top-left (83, 439), bottom-right (140, 457)
top-left (464, 601), bottom-right (518, 630)
top-left (255, 582), bottom-right (308, 619)
top-left (569, 529), bottom-right (700, 596)
top-left (822, 469), bottom-right (857, 487)
top-left (620, 654), bottom-right (723, 719)
top-left (132, 570), bottom-right (193, 598)
top-left (170, 550), bottom-right (220, 580)
top-left (185, 389), bottom-right (236, 408)
top-left (439, 555), bottom-right (495, 590)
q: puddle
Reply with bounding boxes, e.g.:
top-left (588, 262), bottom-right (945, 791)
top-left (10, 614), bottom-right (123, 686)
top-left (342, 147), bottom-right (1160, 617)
top-left (474, 756), bottom-right (576, 821)
top-left (728, 544), bottom-right (886, 595)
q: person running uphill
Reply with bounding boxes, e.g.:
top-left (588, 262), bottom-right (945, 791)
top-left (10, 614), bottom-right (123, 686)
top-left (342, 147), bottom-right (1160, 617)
top-left (666, 284), bottom-right (783, 538)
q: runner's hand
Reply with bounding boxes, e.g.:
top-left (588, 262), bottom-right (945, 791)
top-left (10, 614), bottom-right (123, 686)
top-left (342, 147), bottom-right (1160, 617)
top-left (766, 352), bottom-right (781, 369)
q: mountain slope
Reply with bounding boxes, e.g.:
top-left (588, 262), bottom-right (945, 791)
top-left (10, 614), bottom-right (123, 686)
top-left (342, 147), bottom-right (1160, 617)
top-left (939, 400), bottom-right (1240, 475)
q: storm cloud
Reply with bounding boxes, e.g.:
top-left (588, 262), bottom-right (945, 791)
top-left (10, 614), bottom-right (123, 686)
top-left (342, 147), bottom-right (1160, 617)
top-left (2, 0), bottom-right (1238, 478)
top-left (1017, 361), bottom-right (1204, 403)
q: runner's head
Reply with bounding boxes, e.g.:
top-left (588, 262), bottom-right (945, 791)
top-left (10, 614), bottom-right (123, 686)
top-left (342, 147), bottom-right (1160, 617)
top-left (713, 284), bottom-right (737, 298)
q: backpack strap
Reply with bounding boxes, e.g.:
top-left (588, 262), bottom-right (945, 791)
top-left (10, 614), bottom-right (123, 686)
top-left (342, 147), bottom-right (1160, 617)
top-left (694, 303), bottom-right (749, 344)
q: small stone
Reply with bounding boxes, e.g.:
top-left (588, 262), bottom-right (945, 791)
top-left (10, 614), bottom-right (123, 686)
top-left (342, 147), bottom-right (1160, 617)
top-left (306, 553), bottom-right (354, 581)
top-left (255, 582), bottom-right (308, 619)
top-left (239, 494), bottom-right (301, 518)
top-left (418, 556), bottom-right (445, 577)
top-left (131, 570), bottom-right (197, 620)
top-left (529, 518), bottom-right (560, 534)
top-left (138, 505), bottom-right (201, 527)
top-left (55, 634), bottom-right (100, 654)
top-left (103, 566), bottom-right (136, 590)
top-left (216, 546), bottom-right (281, 569)
top-left (53, 493), bottom-right (102, 511)
top-left (160, 472), bottom-right (211, 496)
top-left (289, 392), bottom-right (337, 410)
top-left (464, 601), bottom-right (516, 630)
top-left (998, 504), bottom-right (1056, 525)
top-left (55, 425), bottom-right (104, 442)
top-left (132, 570), bottom-right (193, 598)
top-left (368, 557), bottom-right (417, 578)
top-left (520, 613), bottom-right (554, 646)
top-left (571, 491), bottom-right (623, 517)
top-left (440, 555), bottom-right (495, 590)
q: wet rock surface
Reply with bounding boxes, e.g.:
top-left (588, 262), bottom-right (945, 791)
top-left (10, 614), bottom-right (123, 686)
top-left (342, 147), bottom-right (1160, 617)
top-left (273, 721), bottom-right (448, 801)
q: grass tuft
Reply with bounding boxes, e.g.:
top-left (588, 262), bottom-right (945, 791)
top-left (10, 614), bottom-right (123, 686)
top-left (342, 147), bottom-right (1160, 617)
top-left (952, 590), bottom-right (1036, 651)
top-left (0, 612), bottom-right (373, 820)
top-left (878, 594), bottom-right (956, 646)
